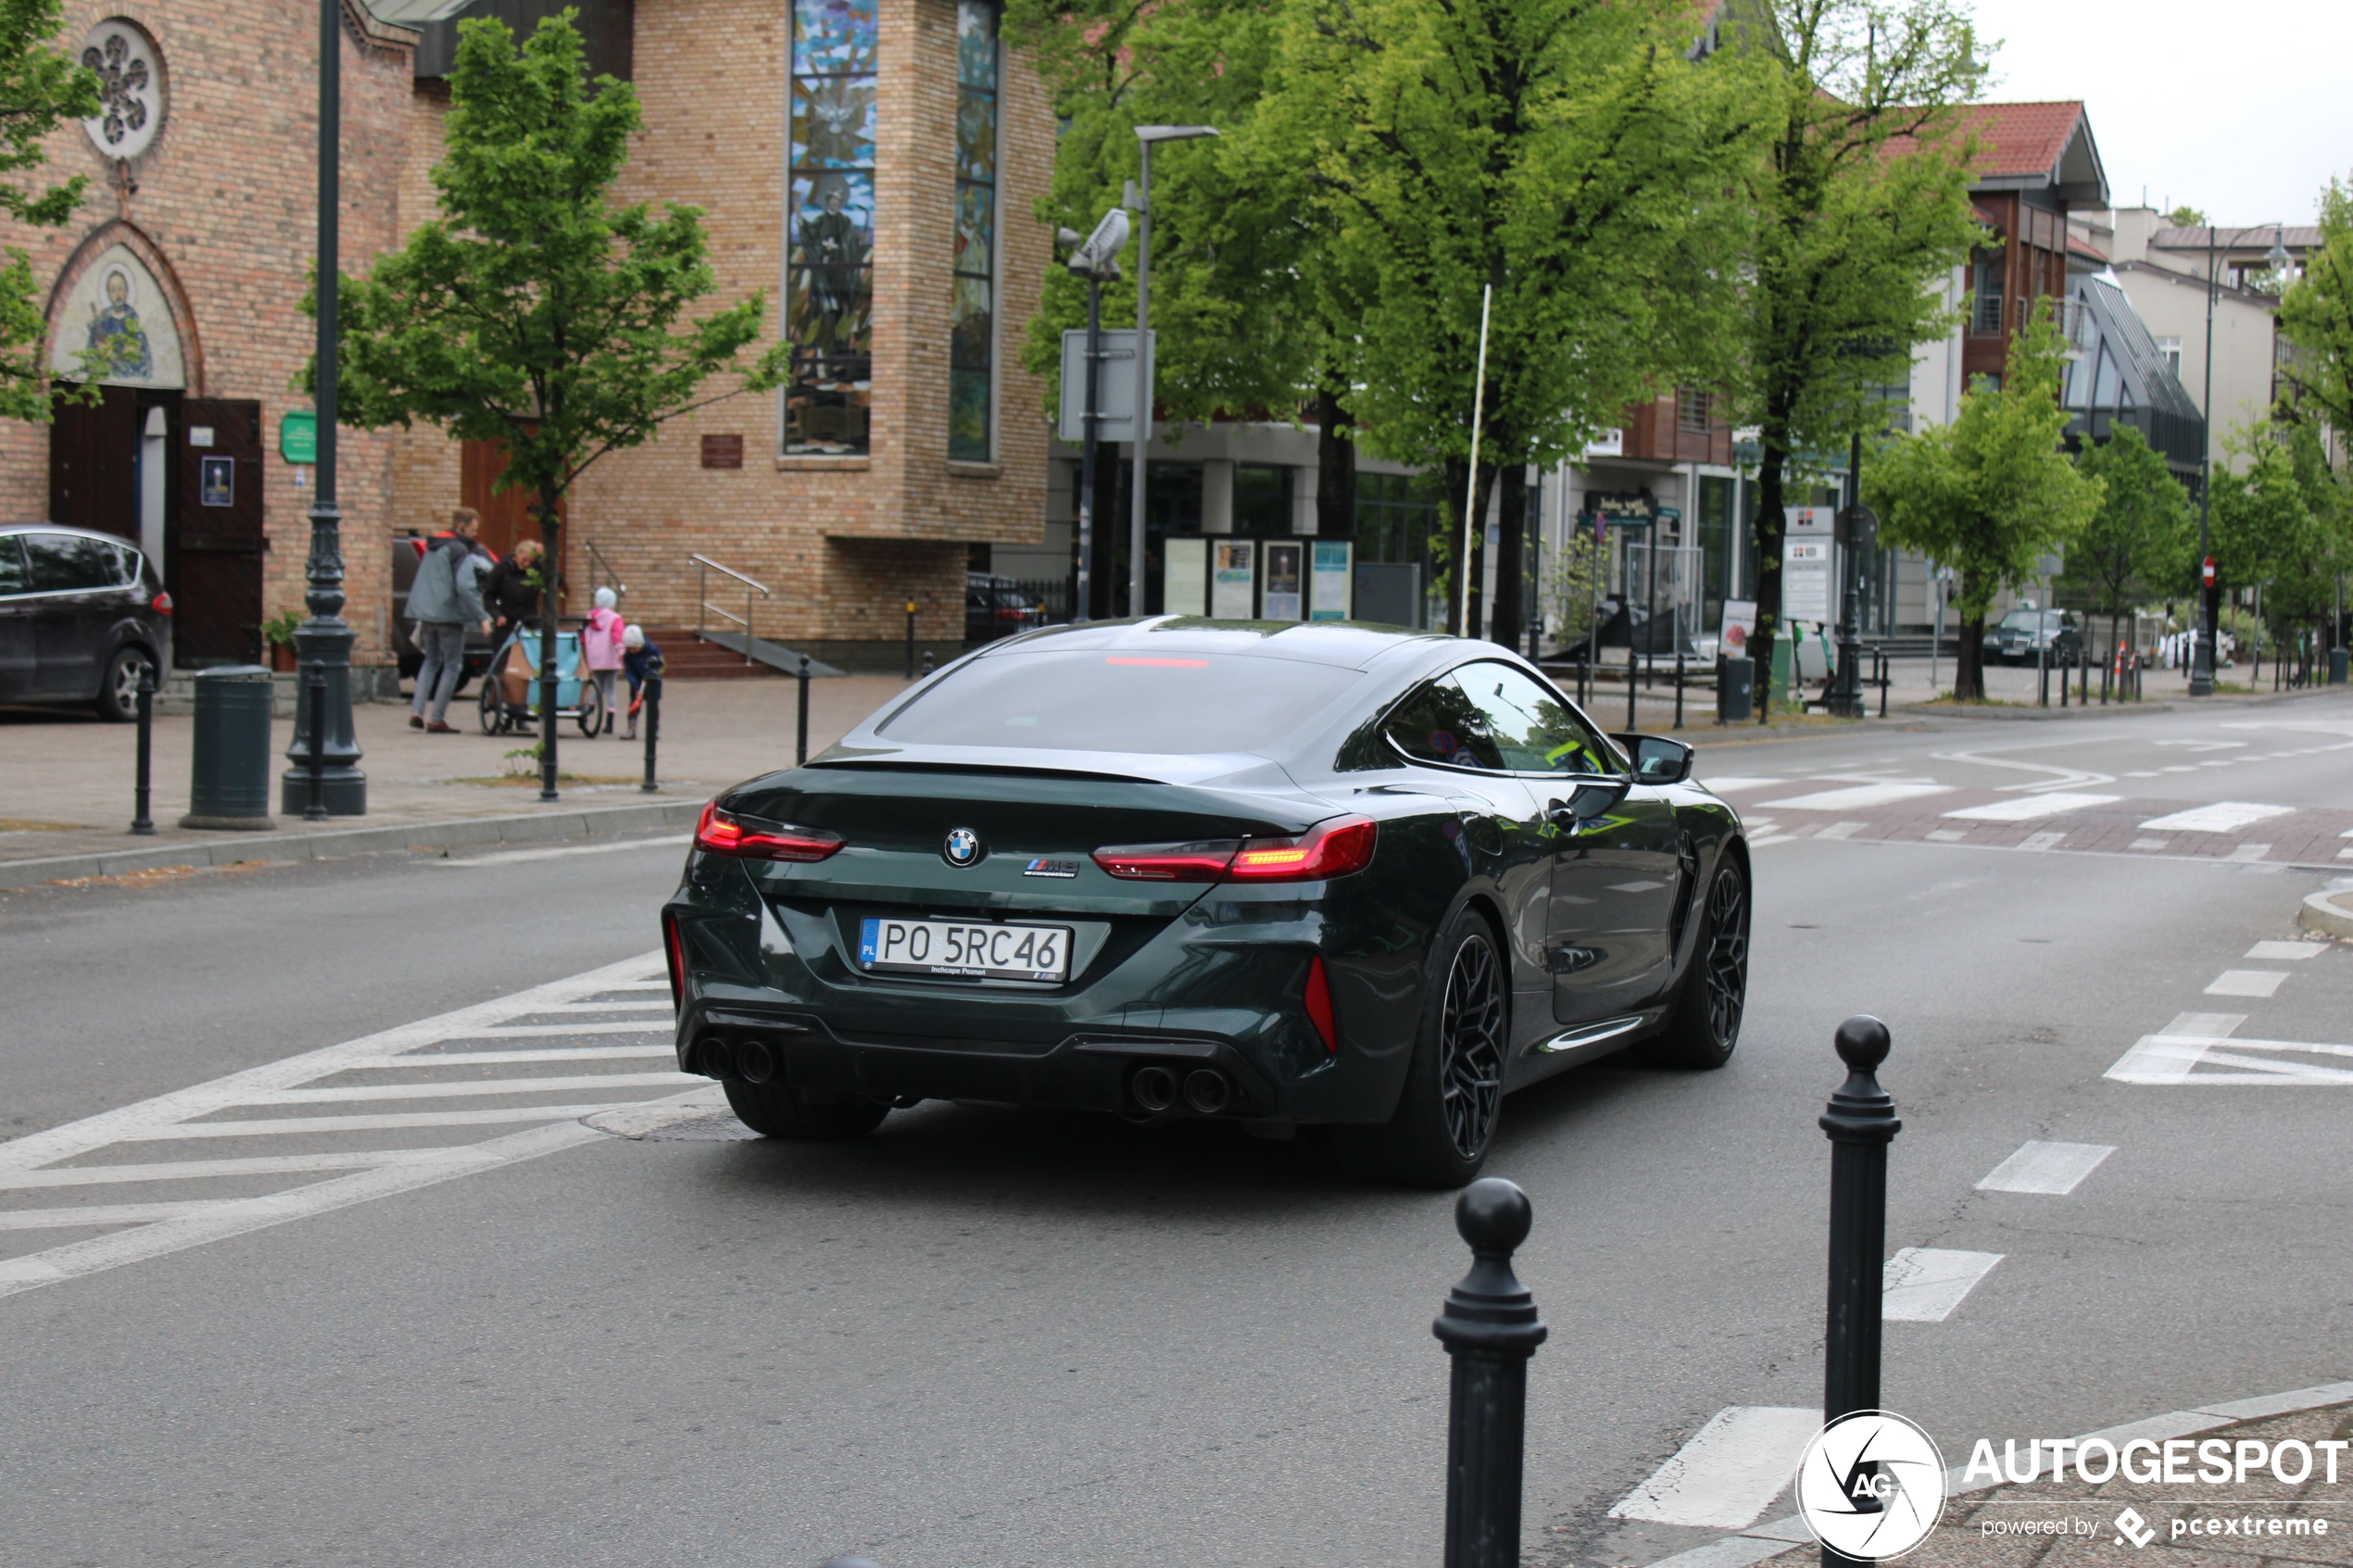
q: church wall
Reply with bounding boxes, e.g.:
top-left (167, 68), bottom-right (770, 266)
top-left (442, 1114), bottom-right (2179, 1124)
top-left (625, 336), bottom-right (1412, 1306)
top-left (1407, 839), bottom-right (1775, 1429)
top-left (386, 80), bottom-right (459, 539)
top-left (0, 0), bottom-right (421, 666)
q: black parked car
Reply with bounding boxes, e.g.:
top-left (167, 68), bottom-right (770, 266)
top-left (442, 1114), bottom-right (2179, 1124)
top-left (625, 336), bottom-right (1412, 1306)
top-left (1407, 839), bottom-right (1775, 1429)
top-left (664, 619), bottom-right (1750, 1186)
top-left (1982, 608), bottom-right (2082, 666)
top-left (0, 524), bottom-right (172, 720)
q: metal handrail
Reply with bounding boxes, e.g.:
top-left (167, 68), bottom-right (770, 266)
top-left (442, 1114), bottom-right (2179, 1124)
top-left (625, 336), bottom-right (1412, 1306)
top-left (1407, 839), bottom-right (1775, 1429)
top-left (584, 540), bottom-right (626, 604)
top-left (692, 553), bottom-right (772, 665)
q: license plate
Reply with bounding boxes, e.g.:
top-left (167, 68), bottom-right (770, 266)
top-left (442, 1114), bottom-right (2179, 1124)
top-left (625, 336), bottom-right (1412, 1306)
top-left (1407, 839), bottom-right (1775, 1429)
top-left (858, 918), bottom-right (1072, 982)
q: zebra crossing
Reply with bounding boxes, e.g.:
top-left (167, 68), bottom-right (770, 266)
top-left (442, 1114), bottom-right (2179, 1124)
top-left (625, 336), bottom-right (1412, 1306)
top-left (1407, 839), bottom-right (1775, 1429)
top-left (0, 952), bottom-right (699, 1299)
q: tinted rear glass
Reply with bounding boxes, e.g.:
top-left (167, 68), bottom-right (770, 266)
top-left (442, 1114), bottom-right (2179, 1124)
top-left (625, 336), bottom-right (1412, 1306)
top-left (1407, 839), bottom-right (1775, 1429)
top-left (0, 537), bottom-right (24, 596)
top-left (876, 650), bottom-right (1360, 754)
top-left (22, 533), bottom-right (121, 592)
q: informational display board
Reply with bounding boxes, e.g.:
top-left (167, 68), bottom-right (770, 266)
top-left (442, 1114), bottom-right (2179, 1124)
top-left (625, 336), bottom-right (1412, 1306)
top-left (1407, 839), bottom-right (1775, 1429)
top-left (1719, 599), bottom-right (1756, 655)
top-left (1163, 536), bottom-right (1207, 617)
top-left (1055, 329), bottom-right (1155, 444)
top-left (1263, 542), bottom-right (1303, 621)
top-left (1210, 539), bottom-right (1255, 619)
top-left (1781, 507), bottom-right (1835, 626)
top-left (1309, 540), bottom-right (1353, 621)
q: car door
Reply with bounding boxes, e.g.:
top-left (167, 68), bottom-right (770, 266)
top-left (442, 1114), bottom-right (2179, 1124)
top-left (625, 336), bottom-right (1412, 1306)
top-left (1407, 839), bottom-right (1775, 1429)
top-left (22, 532), bottom-right (116, 697)
top-left (0, 535), bottom-right (33, 698)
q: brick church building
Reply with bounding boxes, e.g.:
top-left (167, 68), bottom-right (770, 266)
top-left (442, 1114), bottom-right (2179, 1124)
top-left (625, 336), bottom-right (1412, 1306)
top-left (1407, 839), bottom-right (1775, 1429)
top-left (0, 0), bottom-right (1052, 673)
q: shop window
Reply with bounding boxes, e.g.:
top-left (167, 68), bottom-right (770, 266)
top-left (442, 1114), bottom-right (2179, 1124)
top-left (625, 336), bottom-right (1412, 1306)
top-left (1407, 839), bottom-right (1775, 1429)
top-left (949, 1), bottom-right (998, 462)
top-left (786, 0), bottom-right (877, 455)
top-left (1355, 471), bottom-right (1440, 565)
top-left (1696, 474), bottom-right (1733, 631)
top-left (1232, 464), bottom-right (1294, 536)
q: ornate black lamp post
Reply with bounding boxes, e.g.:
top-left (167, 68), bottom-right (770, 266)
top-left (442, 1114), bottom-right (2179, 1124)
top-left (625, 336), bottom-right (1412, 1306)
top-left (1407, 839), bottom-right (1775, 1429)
top-left (281, 0), bottom-right (365, 814)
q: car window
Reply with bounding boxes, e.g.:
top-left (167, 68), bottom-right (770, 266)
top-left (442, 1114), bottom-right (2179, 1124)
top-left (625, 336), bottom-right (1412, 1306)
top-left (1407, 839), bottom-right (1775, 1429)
top-left (1451, 661), bottom-right (1617, 774)
top-left (1382, 675), bottom-right (1505, 771)
top-left (875, 648), bottom-right (1360, 755)
top-left (0, 536), bottom-right (25, 596)
top-left (1998, 609), bottom-right (2037, 630)
top-left (22, 533), bottom-right (118, 593)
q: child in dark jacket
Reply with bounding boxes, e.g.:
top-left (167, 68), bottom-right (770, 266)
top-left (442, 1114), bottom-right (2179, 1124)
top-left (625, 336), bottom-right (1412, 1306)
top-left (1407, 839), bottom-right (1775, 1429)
top-left (622, 624), bottom-right (663, 740)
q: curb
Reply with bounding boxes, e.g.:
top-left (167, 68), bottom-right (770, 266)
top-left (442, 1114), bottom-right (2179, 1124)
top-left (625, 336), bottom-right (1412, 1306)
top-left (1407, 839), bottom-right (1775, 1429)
top-left (2299, 889), bottom-right (2353, 942)
top-left (0, 797), bottom-right (707, 891)
top-left (1638, 1378), bottom-right (2353, 1568)
top-left (1896, 701), bottom-right (2178, 721)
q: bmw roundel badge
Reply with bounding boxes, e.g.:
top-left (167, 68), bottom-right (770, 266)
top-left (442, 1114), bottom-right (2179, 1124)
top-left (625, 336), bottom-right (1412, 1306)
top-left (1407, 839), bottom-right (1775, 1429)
top-left (942, 827), bottom-right (983, 867)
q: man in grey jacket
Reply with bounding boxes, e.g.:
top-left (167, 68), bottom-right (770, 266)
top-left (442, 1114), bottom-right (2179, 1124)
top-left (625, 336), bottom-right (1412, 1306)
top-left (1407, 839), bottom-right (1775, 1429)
top-left (408, 508), bottom-right (491, 733)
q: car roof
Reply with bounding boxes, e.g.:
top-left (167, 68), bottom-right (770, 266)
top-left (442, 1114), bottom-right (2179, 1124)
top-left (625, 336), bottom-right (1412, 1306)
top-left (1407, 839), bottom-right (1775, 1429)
top-left (974, 615), bottom-right (1456, 671)
top-left (0, 522), bottom-right (142, 549)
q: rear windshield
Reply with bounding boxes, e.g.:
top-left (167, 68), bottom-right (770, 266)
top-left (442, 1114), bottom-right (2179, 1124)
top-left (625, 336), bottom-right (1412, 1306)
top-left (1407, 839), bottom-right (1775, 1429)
top-left (876, 650), bottom-right (1360, 755)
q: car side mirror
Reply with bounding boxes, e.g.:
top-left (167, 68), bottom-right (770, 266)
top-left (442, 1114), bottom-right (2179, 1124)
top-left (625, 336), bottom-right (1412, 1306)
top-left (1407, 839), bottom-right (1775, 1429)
top-left (1609, 733), bottom-right (1695, 785)
top-left (1548, 777), bottom-right (1631, 826)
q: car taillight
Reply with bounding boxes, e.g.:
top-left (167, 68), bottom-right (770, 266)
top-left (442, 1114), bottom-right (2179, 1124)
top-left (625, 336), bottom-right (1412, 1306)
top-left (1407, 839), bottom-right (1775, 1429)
top-left (693, 800), bottom-right (843, 862)
top-left (1093, 815), bottom-right (1377, 884)
top-left (662, 912), bottom-right (686, 1010)
top-left (1303, 954), bottom-right (1337, 1052)
top-left (151, 591), bottom-right (172, 616)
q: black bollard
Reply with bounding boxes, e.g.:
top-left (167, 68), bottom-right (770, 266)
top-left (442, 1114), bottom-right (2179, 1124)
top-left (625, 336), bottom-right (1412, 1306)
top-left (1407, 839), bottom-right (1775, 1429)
top-left (303, 664), bottom-right (331, 822)
top-left (131, 662), bottom-right (157, 835)
top-left (1433, 1176), bottom-right (1548, 1568)
top-left (796, 654), bottom-right (811, 767)
top-left (640, 682), bottom-right (661, 794)
top-left (1626, 643), bottom-right (1638, 729)
top-left (904, 598), bottom-right (916, 680)
top-left (921, 649), bottom-right (935, 678)
top-left (1819, 1016), bottom-right (1900, 1568)
top-left (1673, 646), bottom-right (1684, 729)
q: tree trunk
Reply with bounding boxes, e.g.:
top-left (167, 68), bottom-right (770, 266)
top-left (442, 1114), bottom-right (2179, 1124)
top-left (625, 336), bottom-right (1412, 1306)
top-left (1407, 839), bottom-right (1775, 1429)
top-left (1439, 458), bottom-right (1496, 637)
top-left (1751, 431), bottom-right (1791, 724)
top-left (1491, 464), bottom-right (1527, 652)
top-left (1954, 570), bottom-right (1987, 700)
top-left (538, 491), bottom-right (562, 800)
top-left (1315, 376), bottom-right (1356, 539)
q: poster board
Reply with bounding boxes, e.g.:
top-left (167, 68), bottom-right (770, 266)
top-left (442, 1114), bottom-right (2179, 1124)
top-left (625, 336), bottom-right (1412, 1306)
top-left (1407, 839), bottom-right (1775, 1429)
top-left (1310, 540), bottom-right (1353, 621)
top-left (1210, 540), bottom-right (1255, 619)
top-left (1263, 542), bottom-right (1303, 621)
top-left (1163, 536), bottom-right (1207, 617)
top-left (1719, 599), bottom-right (1756, 657)
top-left (1781, 507), bottom-right (1835, 626)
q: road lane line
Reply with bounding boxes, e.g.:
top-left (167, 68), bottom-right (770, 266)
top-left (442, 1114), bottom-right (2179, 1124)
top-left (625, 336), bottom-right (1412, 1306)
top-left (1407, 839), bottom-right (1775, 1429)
top-left (2205, 971), bottom-right (2287, 997)
top-left (515, 1000), bottom-right (677, 1013)
top-left (470, 1021), bottom-right (672, 1038)
top-left (0, 1201), bottom-right (221, 1230)
top-left (2139, 802), bottom-right (2295, 833)
top-left (1760, 784), bottom-right (1952, 811)
top-left (341, 1046), bottom-right (678, 1068)
top-left (0, 1151), bottom-right (477, 1190)
top-left (1976, 1142), bottom-right (2116, 1195)
top-left (2246, 942), bottom-right (2327, 960)
top-left (1697, 777), bottom-right (1783, 794)
top-left (2019, 832), bottom-right (2066, 852)
top-left (2105, 1013), bottom-right (2245, 1084)
top-left (1815, 822), bottom-right (1868, 841)
top-left (116, 1104), bottom-right (675, 1140)
top-left (1941, 793), bottom-right (2118, 822)
top-left (256, 1072), bottom-right (698, 1104)
top-left (1608, 1407), bottom-right (1825, 1528)
top-left (1882, 1248), bottom-right (2003, 1322)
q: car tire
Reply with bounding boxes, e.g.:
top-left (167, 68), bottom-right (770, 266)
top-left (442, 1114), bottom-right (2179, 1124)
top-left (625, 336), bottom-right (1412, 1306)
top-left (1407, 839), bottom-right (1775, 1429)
top-left (723, 1080), bottom-right (890, 1141)
top-left (1333, 906), bottom-right (1506, 1188)
top-left (94, 646), bottom-right (153, 722)
top-left (1641, 857), bottom-right (1748, 1070)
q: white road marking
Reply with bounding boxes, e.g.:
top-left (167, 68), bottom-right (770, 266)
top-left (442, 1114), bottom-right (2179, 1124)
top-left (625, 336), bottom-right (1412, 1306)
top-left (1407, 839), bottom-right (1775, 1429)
top-left (2124, 771), bottom-right (2158, 777)
top-left (1926, 829), bottom-right (1968, 842)
top-left (2247, 942), bottom-right (2327, 960)
top-left (1749, 834), bottom-right (1797, 847)
top-left (1816, 822), bottom-right (1868, 840)
top-left (2108, 1033), bottom-right (2353, 1085)
top-left (2129, 837), bottom-right (2169, 851)
top-left (1941, 793), bottom-right (2119, 822)
top-left (0, 952), bottom-right (677, 1299)
top-left (1608, 1407), bottom-right (1825, 1528)
top-left (2156, 740), bottom-right (2246, 751)
top-left (1977, 1141), bottom-right (2116, 1195)
top-left (2020, 832), bottom-right (2067, 852)
top-left (1882, 1248), bottom-right (2003, 1322)
top-left (2224, 842), bottom-right (2271, 862)
top-left (2206, 971), bottom-right (2287, 997)
top-left (1699, 777), bottom-right (1782, 794)
top-left (2139, 802), bottom-right (2295, 834)
top-left (1761, 783), bottom-right (1952, 811)
top-left (434, 835), bottom-right (689, 867)
top-left (1932, 746), bottom-right (2115, 795)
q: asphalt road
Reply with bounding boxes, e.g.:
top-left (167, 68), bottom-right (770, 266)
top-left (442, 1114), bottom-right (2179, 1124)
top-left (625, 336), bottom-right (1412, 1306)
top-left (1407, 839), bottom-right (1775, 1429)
top-left (3, 689), bottom-right (2350, 1568)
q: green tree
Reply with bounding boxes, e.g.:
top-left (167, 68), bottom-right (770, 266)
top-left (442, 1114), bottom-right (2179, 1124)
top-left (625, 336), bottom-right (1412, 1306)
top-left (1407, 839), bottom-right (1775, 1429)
top-left (1262, 0), bottom-right (1766, 642)
top-left (0, 0), bottom-right (98, 420)
top-left (1866, 301), bottom-right (2101, 700)
top-left (1738, 0), bottom-right (1986, 720)
top-left (2210, 420), bottom-right (2348, 660)
top-left (2164, 204), bottom-right (2207, 229)
top-left (2276, 176), bottom-right (2353, 436)
top-left (2060, 424), bottom-right (2192, 672)
top-left (322, 11), bottom-right (786, 791)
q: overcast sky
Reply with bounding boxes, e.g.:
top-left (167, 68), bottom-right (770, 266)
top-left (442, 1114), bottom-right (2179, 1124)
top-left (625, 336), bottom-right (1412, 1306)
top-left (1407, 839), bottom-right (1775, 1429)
top-left (1964, 0), bottom-right (2349, 225)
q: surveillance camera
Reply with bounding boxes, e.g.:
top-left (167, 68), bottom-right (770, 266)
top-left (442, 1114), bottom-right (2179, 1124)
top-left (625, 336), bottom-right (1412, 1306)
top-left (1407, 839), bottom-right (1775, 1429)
top-left (1066, 208), bottom-right (1131, 277)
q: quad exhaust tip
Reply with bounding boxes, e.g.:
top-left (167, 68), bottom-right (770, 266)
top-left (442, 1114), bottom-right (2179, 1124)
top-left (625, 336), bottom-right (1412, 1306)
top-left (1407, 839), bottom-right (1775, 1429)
top-left (1131, 1064), bottom-right (1179, 1113)
top-left (1182, 1069), bottom-right (1231, 1116)
top-left (698, 1037), bottom-right (734, 1079)
top-left (736, 1038), bottom-right (776, 1085)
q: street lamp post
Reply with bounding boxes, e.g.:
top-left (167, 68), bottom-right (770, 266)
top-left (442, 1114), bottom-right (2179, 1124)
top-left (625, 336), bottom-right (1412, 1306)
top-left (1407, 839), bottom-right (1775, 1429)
top-left (1128, 126), bottom-right (1216, 621)
top-left (281, 0), bottom-right (365, 815)
top-left (2191, 223), bottom-right (2221, 696)
top-left (1063, 209), bottom-right (1130, 625)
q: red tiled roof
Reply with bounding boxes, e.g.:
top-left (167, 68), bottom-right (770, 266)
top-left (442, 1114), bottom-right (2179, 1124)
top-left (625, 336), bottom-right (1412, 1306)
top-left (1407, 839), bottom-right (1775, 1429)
top-left (1948, 101), bottom-right (2085, 181)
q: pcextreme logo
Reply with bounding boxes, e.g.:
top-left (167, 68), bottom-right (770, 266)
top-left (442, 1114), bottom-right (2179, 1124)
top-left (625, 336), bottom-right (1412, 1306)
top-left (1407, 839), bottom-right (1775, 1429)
top-left (1793, 1411), bottom-right (1948, 1561)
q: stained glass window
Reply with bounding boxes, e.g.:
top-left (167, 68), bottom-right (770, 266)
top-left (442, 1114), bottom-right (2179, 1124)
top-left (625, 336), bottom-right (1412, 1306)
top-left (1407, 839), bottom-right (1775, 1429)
top-left (786, 0), bottom-right (877, 455)
top-left (950, 0), bottom-right (998, 462)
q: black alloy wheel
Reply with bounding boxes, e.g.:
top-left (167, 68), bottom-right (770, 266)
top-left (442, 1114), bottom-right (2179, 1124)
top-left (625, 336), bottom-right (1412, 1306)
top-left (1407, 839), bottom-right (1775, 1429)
top-left (1644, 858), bottom-right (1748, 1070)
top-left (95, 646), bottom-right (152, 722)
top-left (1437, 933), bottom-right (1505, 1160)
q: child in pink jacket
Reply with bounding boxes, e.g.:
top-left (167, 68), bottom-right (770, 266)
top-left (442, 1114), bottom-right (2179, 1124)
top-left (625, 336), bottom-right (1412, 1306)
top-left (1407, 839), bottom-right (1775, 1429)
top-left (583, 585), bottom-right (625, 735)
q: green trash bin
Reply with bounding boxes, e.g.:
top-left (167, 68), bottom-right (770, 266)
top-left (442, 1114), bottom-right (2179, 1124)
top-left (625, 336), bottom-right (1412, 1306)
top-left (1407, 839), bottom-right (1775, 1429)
top-left (181, 665), bottom-right (278, 830)
top-left (1718, 656), bottom-right (1755, 722)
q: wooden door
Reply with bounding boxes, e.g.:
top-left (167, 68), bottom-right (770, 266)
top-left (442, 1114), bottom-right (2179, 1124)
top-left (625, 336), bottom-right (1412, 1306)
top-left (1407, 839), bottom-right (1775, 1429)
top-left (460, 437), bottom-right (560, 558)
top-left (174, 399), bottom-right (266, 665)
top-left (49, 384), bottom-right (140, 539)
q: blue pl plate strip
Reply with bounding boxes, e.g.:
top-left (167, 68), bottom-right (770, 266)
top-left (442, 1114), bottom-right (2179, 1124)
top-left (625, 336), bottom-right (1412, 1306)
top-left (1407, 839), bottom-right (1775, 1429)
top-left (858, 918), bottom-right (879, 966)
